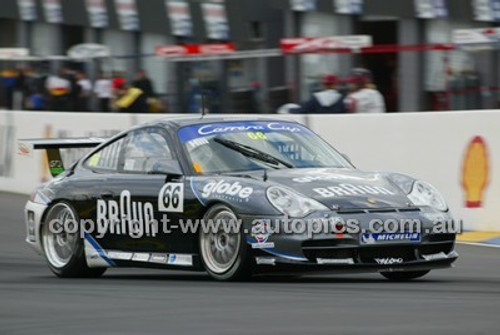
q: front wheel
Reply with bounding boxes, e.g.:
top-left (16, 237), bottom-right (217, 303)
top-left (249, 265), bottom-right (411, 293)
top-left (42, 202), bottom-right (106, 278)
top-left (381, 270), bottom-right (430, 281)
top-left (199, 205), bottom-right (252, 281)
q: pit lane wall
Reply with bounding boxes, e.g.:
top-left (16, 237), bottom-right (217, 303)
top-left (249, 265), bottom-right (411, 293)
top-left (0, 110), bottom-right (498, 232)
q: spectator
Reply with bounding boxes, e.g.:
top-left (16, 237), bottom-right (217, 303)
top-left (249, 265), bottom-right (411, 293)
top-left (75, 71), bottom-right (92, 111)
top-left (94, 72), bottom-right (112, 112)
top-left (345, 69), bottom-right (386, 113)
top-left (45, 68), bottom-right (72, 111)
top-left (1, 68), bottom-right (19, 109)
top-left (132, 69), bottom-right (155, 98)
top-left (299, 75), bottom-right (346, 113)
top-left (112, 77), bottom-right (147, 113)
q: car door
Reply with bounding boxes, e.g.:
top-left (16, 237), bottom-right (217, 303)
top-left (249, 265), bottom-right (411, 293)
top-left (98, 127), bottom-right (191, 254)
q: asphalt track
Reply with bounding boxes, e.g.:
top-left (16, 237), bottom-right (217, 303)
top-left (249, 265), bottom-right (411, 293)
top-left (1, 192), bottom-right (499, 335)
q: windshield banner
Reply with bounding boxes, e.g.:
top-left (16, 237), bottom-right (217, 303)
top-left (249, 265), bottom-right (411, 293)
top-left (178, 122), bottom-right (312, 143)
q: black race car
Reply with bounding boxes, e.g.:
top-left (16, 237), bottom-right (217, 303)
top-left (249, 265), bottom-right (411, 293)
top-left (22, 116), bottom-right (458, 281)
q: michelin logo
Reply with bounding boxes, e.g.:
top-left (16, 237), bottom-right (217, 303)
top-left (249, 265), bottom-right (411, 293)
top-left (201, 180), bottom-right (253, 202)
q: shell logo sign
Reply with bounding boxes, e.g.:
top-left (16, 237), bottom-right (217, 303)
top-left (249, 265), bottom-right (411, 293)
top-left (461, 136), bottom-right (489, 208)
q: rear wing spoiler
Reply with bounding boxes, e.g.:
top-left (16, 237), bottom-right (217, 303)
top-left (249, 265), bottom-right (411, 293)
top-left (18, 137), bottom-right (108, 177)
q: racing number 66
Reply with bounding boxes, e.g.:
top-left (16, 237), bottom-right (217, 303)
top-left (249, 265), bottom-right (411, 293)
top-left (158, 183), bottom-right (184, 213)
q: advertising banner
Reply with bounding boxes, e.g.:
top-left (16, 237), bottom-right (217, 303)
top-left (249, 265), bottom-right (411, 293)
top-left (42, 0), bottom-right (63, 24)
top-left (414, 0), bottom-right (448, 19)
top-left (281, 36), bottom-right (373, 54)
top-left (114, 0), bottom-right (140, 31)
top-left (166, 0), bottom-right (193, 37)
top-left (333, 0), bottom-right (363, 15)
top-left (290, 0), bottom-right (317, 11)
top-left (17, 0), bottom-right (37, 21)
top-left (201, 1), bottom-right (229, 40)
top-left (86, 0), bottom-right (109, 28)
top-left (472, 0), bottom-right (500, 21)
top-left (155, 43), bottom-right (236, 56)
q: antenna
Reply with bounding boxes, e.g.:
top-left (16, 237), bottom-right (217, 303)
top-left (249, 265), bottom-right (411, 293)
top-left (198, 75), bottom-right (208, 118)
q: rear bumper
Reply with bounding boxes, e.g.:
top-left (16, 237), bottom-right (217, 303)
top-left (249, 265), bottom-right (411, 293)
top-left (24, 200), bottom-right (48, 255)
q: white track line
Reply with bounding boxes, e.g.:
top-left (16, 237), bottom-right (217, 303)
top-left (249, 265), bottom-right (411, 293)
top-left (457, 241), bottom-right (500, 249)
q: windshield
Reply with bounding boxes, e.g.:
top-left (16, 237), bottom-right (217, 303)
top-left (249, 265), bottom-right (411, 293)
top-left (178, 121), bottom-right (351, 174)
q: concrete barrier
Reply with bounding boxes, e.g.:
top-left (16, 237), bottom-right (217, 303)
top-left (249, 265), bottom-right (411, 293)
top-left (0, 110), bottom-right (497, 231)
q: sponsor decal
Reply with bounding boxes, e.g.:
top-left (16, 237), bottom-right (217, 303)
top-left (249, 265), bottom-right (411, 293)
top-left (249, 221), bottom-right (275, 249)
top-left (97, 190), bottom-right (157, 237)
top-left (150, 253), bottom-right (168, 264)
top-left (422, 252), bottom-right (447, 261)
top-left (255, 257), bottom-right (276, 265)
top-left (461, 136), bottom-right (489, 208)
top-left (251, 221), bottom-right (272, 244)
top-left (313, 183), bottom-right (395, 198)
top-left (158, 183), bottom-right (184, 213)
top-left (201, 180), bottom-right (253, 202)
top-left (293, 173), bottom-right (367, 183)
top-left (252, 242), bottom-right (275, 249)
top-left (178, 121), bottom-right (310, 143)
top-left (132, 253), bottom-right (151, 262)
top-left (361, 233), bottom-right (421, 244)
top-left (167, 254), bottom-right (193, 266)
top-left (374, 257), bottom-right (404, 265)
top-left (17, 142), bottom-right (33, 157)
top-left (317, 258), bottom-right (354, 265)
top-left (49, 160), bottom-right (64, 176)
top-left (107, 251), bottom-right (133, 261)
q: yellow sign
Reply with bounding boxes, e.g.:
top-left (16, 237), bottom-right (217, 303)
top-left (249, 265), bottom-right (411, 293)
top-left (461, 136), bottom-right (489, 208)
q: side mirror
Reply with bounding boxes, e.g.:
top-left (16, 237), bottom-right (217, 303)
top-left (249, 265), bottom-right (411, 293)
top-left (341, 153), bottom-right (353, 165)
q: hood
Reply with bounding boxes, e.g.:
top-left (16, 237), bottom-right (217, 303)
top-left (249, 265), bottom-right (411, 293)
top-left (259, 168), bottom-right (410, 210)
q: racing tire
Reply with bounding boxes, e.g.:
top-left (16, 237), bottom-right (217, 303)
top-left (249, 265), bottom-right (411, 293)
top-left (381, 270), bottom-right (430, 281)
top-left (41, 202), bottom-right (106, 278)
top-left (199, 204), bottom-right (253, 281)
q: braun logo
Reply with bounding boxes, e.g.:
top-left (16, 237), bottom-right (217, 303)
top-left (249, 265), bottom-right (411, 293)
top-left (375, 258), bottom-right (404, 265)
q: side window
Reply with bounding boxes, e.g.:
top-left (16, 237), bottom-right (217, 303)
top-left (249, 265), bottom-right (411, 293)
top-left (122, 129), bottom-right (174, 174)
top-left (85, 138), bottom-right (125, 171)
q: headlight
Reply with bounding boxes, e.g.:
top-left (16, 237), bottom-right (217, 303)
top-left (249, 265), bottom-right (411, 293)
top-left (387, 173), bottom-right (448, 212)
top-left (266, 186), bottom-right (328, 217)
top-left (407, 180), bottom-right (448, 212)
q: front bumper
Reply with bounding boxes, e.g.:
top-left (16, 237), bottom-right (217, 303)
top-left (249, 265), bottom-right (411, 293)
top-left (242, 209), bottom-right (459, 275)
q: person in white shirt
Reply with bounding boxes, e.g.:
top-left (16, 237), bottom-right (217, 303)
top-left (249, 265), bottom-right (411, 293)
top-left (94, 72), bottom-right (112, 112)
top-left (345, 69), bottom-right (386, 114)
top-left (45, 68), bottom-right (72, 111)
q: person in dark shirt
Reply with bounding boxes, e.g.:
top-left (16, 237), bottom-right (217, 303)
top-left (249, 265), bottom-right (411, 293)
top-left (112, 77), bottom-right (147, 113)
top-left (299, 74), bottom-right (346, 114)
top-left (132, 69), bottom-right (155, 99)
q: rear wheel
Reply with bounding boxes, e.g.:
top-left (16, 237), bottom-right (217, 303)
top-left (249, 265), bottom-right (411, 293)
top-left (381, 270), bottom-right (430, 281)
top-left (42, 202), bottom-right (106, 278)
top-left (199, 205), bottom-right (252, 281)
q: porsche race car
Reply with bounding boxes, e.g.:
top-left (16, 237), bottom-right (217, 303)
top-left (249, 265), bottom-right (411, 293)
top-left (22, 117), bottom-right (458, 281)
